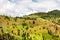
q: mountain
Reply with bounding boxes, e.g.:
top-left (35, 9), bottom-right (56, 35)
top-left (0, 10), bottom-right (60, 40)
top-left (48, 10), bottom-right (60, 15)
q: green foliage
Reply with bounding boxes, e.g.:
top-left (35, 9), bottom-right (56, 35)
top-left (0, 10), bottom-right (60, 40)
top-left (29, 33), bottom-right (43, 40)
top-left (42, 33), bottom-right (52, 40)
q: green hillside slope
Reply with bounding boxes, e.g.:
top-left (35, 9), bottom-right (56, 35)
top-left (0, 10), bottom-right (60, 40)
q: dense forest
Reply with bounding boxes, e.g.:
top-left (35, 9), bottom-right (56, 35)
top-left (0, 10), bottom-right (60, 40)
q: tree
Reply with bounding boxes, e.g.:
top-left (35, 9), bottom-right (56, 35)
top-left (18, 30), bottom-right (20, 36)
top-left (33, 20), bottom-right (35, 24)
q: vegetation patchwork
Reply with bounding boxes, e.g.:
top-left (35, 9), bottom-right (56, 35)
top-left (0, 10), bottom-right (60, 40)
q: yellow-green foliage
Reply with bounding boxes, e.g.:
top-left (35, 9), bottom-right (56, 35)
top-left (37, 18), bottom-right (48, 22)
top-left (0, 14), bottom-right (60, 40)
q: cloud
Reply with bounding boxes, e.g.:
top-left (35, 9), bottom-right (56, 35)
top-left (0, 0), bottom-right (60, 17)
top-left (29, 0), bottom-right (59, 12)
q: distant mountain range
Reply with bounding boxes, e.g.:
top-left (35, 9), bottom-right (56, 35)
top-left (30, 10), bottom-right (60, 15)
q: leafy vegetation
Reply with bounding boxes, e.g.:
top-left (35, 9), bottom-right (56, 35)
top-left (0, 10), bottom-right (60, 40)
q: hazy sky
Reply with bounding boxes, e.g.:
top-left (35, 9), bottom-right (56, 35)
top-left (0, 0), bottom-right (60, 17)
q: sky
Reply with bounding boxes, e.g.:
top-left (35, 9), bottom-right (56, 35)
top-left (0, 0), bottom-right (60, 17)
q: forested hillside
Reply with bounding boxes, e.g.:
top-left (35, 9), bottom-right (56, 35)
top-left (0, 10), bottom-right (60, 40)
